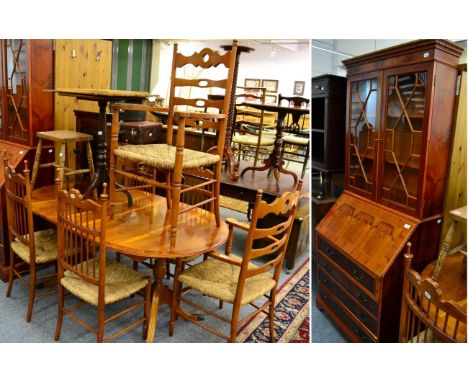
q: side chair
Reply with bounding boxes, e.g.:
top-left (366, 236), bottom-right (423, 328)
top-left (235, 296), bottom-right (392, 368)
top-left (3, 156), bottom-right (58, 322)
top-left (55, 185), bottom-right (151, 343)
top-left (109, 41), bottom-right (238, 248)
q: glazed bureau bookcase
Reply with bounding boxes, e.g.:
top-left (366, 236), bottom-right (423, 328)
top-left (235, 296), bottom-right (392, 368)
top-left (315, 40), bottom-right (463, 342)
top-left (0, 39), bottom-right (54, 281)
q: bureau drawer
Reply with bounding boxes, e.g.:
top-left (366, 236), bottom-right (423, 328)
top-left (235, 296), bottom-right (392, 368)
top-left (319, 238), bottom-right (376, 293)
top-left (318, 254), bottom-right (379, 316)
top-left (318, 266), bottom-right (378, 335)
top-left (319, 283), bottom-right (375, 343)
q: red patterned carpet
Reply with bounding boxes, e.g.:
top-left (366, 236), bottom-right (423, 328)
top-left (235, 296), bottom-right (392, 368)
top-left (238, 258), bottom-right (310, 343)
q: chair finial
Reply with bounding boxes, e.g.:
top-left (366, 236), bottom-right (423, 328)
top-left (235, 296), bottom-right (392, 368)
top-left (404, 242), bottom-right (413, 261)
top-left (23, 160), bottom-right (30, 173)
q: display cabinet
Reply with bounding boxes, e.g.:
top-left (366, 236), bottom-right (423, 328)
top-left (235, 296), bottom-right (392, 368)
top-left (0, 39), bottom-right (53, 146)
top-left (316, 40), bottom-right (463, 342)
top-left (0, 39), bottom-right (54, 281)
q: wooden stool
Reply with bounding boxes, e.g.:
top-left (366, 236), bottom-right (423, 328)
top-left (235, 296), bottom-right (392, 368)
top-left (31, 130), bottom-right (94, 190)
top-left (432, 206), bottom-right (467, 280)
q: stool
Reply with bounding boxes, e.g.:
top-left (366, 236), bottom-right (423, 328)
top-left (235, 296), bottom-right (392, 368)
top-left (432, 205), bottom-right (467, 280)
top-left (31, 130), bottom-right (94, 190)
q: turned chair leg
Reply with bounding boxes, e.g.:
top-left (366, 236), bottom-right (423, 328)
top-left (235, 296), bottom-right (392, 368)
top-left (169, 259), bottom-right (183, 336)
top-left (57, 142), bottom-right (67, 190)
top-left (6, 249), bottom-right (15, 298)
top-left (143, 280), bottom-right (151, 339)
top-left (269, 290), bottom-right (277, 343)
top-left (54, 283), bottom-right (65, 341)
top-left (26, 266), bottom-right (36, 323)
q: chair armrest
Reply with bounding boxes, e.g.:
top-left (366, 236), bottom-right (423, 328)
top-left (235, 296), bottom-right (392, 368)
top-left (206, 251), bottom-right (242, 266)
top-left (225, 217), bottom-right (250, 231)
top-left (175, 111), bottom-right (226, 120)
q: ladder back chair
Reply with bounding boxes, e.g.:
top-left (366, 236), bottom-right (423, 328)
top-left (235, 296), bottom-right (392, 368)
top-left (55, 185), bottom-right (151, 343)
top-left (3, 156), bottom-right (58, 322)
top-left (399, 243), bottom-right (467, 343)
top-left (109, 41), bottom-right (238, 247)
top-left (169, 180), bottom-right (303, 342)
top-left (278, 94), bottom-right (310, 178)
top-left (232, 86), bottom-right (275, 167)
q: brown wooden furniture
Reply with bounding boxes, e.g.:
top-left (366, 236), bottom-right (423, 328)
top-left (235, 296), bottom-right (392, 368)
top-left (49, 88), bottom-right (152, 198)
top-left (169, 181), bottom-right (302, 342)
top-left (432, 205), bottom-right (467, 280)
top-left (218, 44), bottom-right (255, 181)
top-left (0, 39), bottom-right (53, 146)
top-left (109, 42), bottom-right (237, 248)
top-left (311, 75), bottom-right (347, 173)
top-left (316, 40), bottom-right (464, 342)
top-left (31, 185), bottom-right (229, 342)
top-left (238, 102), bottom-right (309, 184)
top-left (0, 39), bottom-right (54, 282)
top-left (278, 94), bottom-right (310, 178)
top-left (399, 247), bottom-right (466, 342)
top-left (232, 86), bottom-right (275, 167)
top-left (3, 158), bottom-right (57, 322)
top-left (55, 186), bottom-right (151, 343)
top-left (31, 130), bottom-right (95, 190)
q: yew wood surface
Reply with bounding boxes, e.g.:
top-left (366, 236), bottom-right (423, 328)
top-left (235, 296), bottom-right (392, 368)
top-left (31, 185), bottom-right (228, 259)
top-left (316, 191), bottom-right (420, 277)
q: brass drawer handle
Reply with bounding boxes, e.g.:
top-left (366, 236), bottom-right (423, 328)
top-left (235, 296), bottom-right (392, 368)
top-left (355, 292), bottom-right (368, 304)
top-left (351, 269), bottom-right (365, 281)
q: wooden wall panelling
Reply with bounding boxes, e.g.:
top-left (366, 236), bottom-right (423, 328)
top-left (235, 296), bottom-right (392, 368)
top-left (54, 39), bottom-right (112, 170)
top-left (441, 69), bottom-right (467, 245)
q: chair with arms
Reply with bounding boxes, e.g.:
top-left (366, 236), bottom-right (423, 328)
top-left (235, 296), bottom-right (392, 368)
top-left (399, 243), bottom-right (467, 343)
top-left (278, 94), bottom-right (310, 178)
top-left (109, 41), bottom-right (237, 247)
top-left (54, 185), bottom-right (151, 343)
top-left (3, 156), bottom-right (58, 322)
top-left (169, 180), bottom-right (303, 342)
top-left (232, 86), bottom-right (275, 167)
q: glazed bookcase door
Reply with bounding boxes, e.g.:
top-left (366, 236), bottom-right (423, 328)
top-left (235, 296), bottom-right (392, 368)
top-left (378, 65), bottom-right (432, 214)
top-left (346, 74), bottom-right (380, 198)
top-left (2, 39), bottom-right (30, 144)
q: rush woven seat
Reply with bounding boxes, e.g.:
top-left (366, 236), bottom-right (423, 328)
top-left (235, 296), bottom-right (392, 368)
top-left (109, 42), bottom-right (237, 249)
top-left (61, 259), bottom-right (149, 306)
top-left (282, 134), bottom-right (309, 146)
top-left (178, 255), bottom-right (276, 305)
top-left (114, 143), bottom-right (220, 170)
top-left (55, 187), bottom-right (151, 343)
top-left (11, 228), bottom-right (58, 264)
top-left (232, 133), bottom-right (275, 147)
top-left (3, 157), bottom-right (58, 322)
top-left (170, 180), bottom-right (303, 342)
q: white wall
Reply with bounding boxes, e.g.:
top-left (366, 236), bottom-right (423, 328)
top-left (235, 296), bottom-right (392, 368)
top-left (150, 39), bottom-right (310, 106)
top-left (312, 39), bottom-right (466, 77)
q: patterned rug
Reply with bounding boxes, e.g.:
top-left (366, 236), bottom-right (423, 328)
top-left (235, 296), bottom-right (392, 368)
top-left (219, 195), bottom-right (249, 214)
top-left (238, 258), bottom-right (310, 343)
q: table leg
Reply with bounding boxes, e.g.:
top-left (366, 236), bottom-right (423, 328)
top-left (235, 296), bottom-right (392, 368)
top-left (146, 258), bottom-right (172, 343)
top-left (84, 100), bottom-right (109, 199)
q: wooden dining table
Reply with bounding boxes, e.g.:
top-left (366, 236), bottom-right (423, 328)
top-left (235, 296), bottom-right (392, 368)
top-left (237, 102), bottom-right (309, 185)
top-left (31, 185), bottom-right (229, 343)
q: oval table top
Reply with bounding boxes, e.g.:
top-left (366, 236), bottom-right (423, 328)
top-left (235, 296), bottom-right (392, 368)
top-left (31, 186), bottom-right (229, 259)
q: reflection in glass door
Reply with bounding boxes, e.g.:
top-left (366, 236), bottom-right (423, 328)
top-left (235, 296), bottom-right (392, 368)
top-left (381, 71), bottom-right (426, 210)
top-left (348, 77), bottom-right (378, 194)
